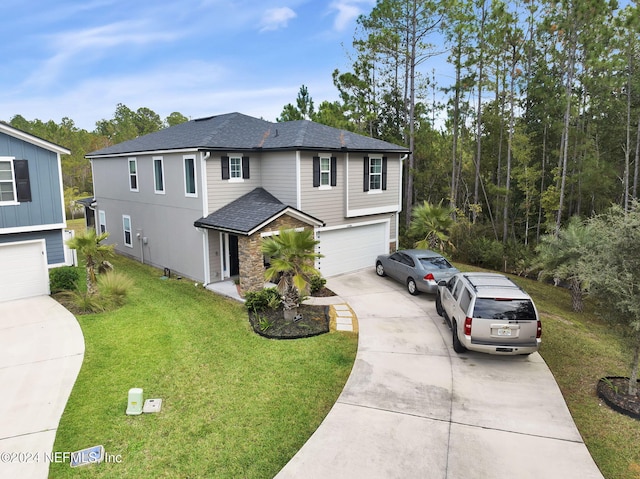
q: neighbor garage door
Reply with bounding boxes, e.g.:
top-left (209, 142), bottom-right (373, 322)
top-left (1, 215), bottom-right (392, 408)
top-left (315, 222), bottom-right (388, 277)
top-left (0, 240), bottom-right (50, 302)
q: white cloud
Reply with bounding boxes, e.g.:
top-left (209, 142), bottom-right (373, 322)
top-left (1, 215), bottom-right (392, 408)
top-left (259, 7), bottom-right (297, 32)
top-left (329, 0), bottom-right (372, 32)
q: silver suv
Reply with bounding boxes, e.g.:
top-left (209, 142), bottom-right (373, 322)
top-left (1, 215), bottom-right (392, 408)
top-left (436, 273), bottom-right (541, 355)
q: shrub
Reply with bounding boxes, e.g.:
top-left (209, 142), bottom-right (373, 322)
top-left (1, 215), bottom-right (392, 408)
top-left (244, 287), bottom-right (281, 311)
top-left (50, 266), bottom-right (80, 292)
top-left (98, 270), bottom-right (135, 307)
top-left (309, 274), bottom-right (326, 294)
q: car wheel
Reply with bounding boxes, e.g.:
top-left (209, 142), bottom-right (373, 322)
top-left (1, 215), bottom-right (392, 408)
top-left (435, 292), bottom-right (444, 316)
top-left (375, 261), bottom-right (386, 277)
top-left (407, 277), bottom-right (419, 295)
top-left (452, 320), bottom-right (467, 353)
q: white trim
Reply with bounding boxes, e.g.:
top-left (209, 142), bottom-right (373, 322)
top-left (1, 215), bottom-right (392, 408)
top-left (57, 152), bottom-right (68, 228)
top-left (346, 205), bottom-right (399, 217)
top-left (128, 158), bottom-right (139, 192)
top-left (229, 155), bottom-right (243, 180)
top-left (0, 123), bottom-right (70, 155)
top-left (123, 215), bottom-right (133, 247)
top-left (260, 227), bottom-right (304, 238)
top-left (296, 151), bottom-right (301, 209)
top-left (153, 156), bottom-right (165, 194)
top-left (344, 152), bottom-right (350, 215)
top-left (87, 147), bottom-right (199, 159)
top-left (246, 208), bottom-right (323, 236)
top-left (202, 228), bottom-right (211, 284)
top-left (315, 217), bottom-right (390, 233)
top-left (368, 156), bottom-right (383, 191)
top-left (200, 151), bottom-right (210, 216)
top-left (183, 155), bottom-right (198, 197)
top-left (0, 157), bottom-right (17, 205)
top-left (0, 222), bottom-right (66, 234)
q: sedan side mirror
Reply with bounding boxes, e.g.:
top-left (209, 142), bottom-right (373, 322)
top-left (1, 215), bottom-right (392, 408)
top-left (438, 280), bottom-right (447, 287)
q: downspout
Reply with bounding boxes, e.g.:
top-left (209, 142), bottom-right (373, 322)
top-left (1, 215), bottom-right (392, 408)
top-left (201, 151), bottom-right (211, 285)
top-left (398, 154), bottom-right (408, 249)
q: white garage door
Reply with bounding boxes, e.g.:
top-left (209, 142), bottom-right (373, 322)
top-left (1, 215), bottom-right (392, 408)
top-left (0, 240), bottom-right (50, 302)
top-left (315, 222), bottom-right (388, 277)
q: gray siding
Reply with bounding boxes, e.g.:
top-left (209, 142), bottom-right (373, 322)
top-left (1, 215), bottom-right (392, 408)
top-left (206, 153), bottom-right (263, 213)
top-left (347, 153), bottom-right (401, 214)
top-left (0, 230), bottom-right (65, 265)
top-left (92, 154), bottom-right (206, 281)
top-left (299, 151), bottom-right (346, 225)
top-left (259, 151), bottom-right (297, 206)
top-left (0, 132), bottom-right (64, 229)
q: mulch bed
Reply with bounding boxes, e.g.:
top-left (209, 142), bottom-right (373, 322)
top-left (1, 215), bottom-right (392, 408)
top-left (248, 304), bottom-right (330, 339)
top-left (597, 377), bottom-right (640, 420)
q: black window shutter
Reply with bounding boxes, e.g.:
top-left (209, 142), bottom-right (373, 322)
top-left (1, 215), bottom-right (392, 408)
top-left (382, 156), bottom-right (388, 190)
top-left (363, 156), bottom-right (370, 192)
top-left (330, 157), bottom-right (337, 186)
top-left (313, 156), bottom-right (320, 187)
top-left (14, 159), bottom-right (31, 202)
top-left (221, 156), bottom-right (230, 180)
top-left (242, 156), bottom-right (250, 179)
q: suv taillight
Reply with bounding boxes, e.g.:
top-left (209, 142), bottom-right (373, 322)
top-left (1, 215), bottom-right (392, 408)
top-left (424, 273), bottom-right (435, 281)
top-left (464, 317), bottom-right (472, 336)
top-left (537, 320), bottom-right (542, 338)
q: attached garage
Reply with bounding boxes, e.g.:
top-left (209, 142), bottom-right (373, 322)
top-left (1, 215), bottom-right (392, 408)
top-left (315, 221), bottom-right (389, 277)
top-left (0, 240), bottom-right (50, 302)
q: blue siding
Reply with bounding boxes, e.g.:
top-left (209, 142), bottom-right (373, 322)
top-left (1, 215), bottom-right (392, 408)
top-left (0, 132), bottom-right (64, 229)
top-left (0, 230), bottom-right (65, 265)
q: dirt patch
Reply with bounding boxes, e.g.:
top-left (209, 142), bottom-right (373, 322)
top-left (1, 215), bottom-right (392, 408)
top-left (597, 377), bottom-right (640, 420)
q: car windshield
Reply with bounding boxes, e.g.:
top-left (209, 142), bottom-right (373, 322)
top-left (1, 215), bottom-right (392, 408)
top-left (473, 299), bottom-right (536, 320)
top-left (418, 256), bottom-right (453, 270)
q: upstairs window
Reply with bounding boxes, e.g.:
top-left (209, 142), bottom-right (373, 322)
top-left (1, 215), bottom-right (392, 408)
top-left (184, 156), bottom-right (197, 196)
top-left (153, 157), bottom-right (165, 194)
top-left (128, 158), bottom-right (138, 191)
top-left (363, 156), bottom-right (387, 192)
top-left (313, 156), bottom-right (337, 187)
top-left (221, 155), bottom-right (250, 180)
top-left (0, 158), bottom-right (31, 204)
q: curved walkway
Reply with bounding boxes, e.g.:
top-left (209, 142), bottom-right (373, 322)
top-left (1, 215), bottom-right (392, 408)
top-left (0, 296), bottom-right (84, 479)
top-left (275, 269), bottom-right (604, 479)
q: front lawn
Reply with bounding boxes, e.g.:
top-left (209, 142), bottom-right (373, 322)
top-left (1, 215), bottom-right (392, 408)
top-left (50, 255), bottom-right (357, 478)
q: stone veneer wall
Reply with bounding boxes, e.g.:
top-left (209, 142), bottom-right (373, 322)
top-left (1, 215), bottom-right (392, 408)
top-left (238, 215), bottom-right (311, 295)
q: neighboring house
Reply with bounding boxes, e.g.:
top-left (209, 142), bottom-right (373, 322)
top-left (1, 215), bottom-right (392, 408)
top-left (0, 122), bottom-right (71, 302)
top-left (87, 112), bottom-right (410, 293)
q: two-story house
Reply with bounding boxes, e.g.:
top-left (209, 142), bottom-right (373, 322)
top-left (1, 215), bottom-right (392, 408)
top-left (87, 112), bottom-right (410, 293)
top-left (0, 122), bottom-right (71, 302)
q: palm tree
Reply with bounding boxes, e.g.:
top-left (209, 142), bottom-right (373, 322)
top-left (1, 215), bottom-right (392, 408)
top-left (66, 229), bottom-right (114, 295)
top-left (261, 228), bottom-right (322, 321)
top-left (409, 200), bottom-right (455, 252)
top-left (535, 216), bottom-right (589, 312)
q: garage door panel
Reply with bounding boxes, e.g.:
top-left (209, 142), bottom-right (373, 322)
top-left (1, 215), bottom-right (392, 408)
top-left (316, 223), bottom-right (388, 277)
top-left (0, 240), bottom-right (50, 302)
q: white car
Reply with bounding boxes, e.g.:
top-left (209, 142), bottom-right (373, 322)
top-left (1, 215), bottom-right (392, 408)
top-left (436, 272), bottom-right (542, 355)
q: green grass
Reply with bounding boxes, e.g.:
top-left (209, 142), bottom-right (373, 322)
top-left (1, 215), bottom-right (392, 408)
top-left (50, 255), bottom-right (357, 478)
top-left (456, 263), bottom-right (640, 479)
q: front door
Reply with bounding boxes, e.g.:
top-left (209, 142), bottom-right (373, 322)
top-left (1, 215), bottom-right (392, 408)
top-left (229, 235), bottom-right (239, 276)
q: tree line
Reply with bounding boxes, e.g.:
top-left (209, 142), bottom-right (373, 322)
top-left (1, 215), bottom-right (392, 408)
top-left (7, 0), bottom-right (640, 260)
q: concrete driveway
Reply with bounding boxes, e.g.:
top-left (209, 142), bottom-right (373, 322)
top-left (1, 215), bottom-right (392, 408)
top-left (276, 269), bottom-right (604, 479)
top-left (0, 296), bottom-right (84, 479)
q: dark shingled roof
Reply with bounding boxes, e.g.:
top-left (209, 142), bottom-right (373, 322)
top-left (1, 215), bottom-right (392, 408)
top-left (194, 188), bottom-right (323, 235)
top-left (87, 112), bottom-right (410, 157)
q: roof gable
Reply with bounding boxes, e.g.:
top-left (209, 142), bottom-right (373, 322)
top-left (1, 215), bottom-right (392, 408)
top-left (194, 188), bottom-right (323, 236)
top-left (0, 122), bottom-right (71, 155)
top-left (87, 112), bottom-right (409, 157)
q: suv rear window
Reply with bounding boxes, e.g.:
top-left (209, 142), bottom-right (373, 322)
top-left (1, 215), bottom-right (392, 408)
top-left (473, 299), bottom-right (536, 320)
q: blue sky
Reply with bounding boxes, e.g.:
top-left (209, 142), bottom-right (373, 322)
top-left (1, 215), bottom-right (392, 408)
top-left (0, 0), bottom-right (378, 130)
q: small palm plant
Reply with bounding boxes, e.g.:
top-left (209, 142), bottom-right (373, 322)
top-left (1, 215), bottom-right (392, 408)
top-left (66, 229), bottom-right (115, 295)
top-left (261, 228), bottom-right (323, 321)
top-left (409, 200), bottom-right (455, 252)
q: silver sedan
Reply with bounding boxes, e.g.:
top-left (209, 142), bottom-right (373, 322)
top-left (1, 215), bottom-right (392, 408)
top-left (375, 249), bottom-right (459, 295)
